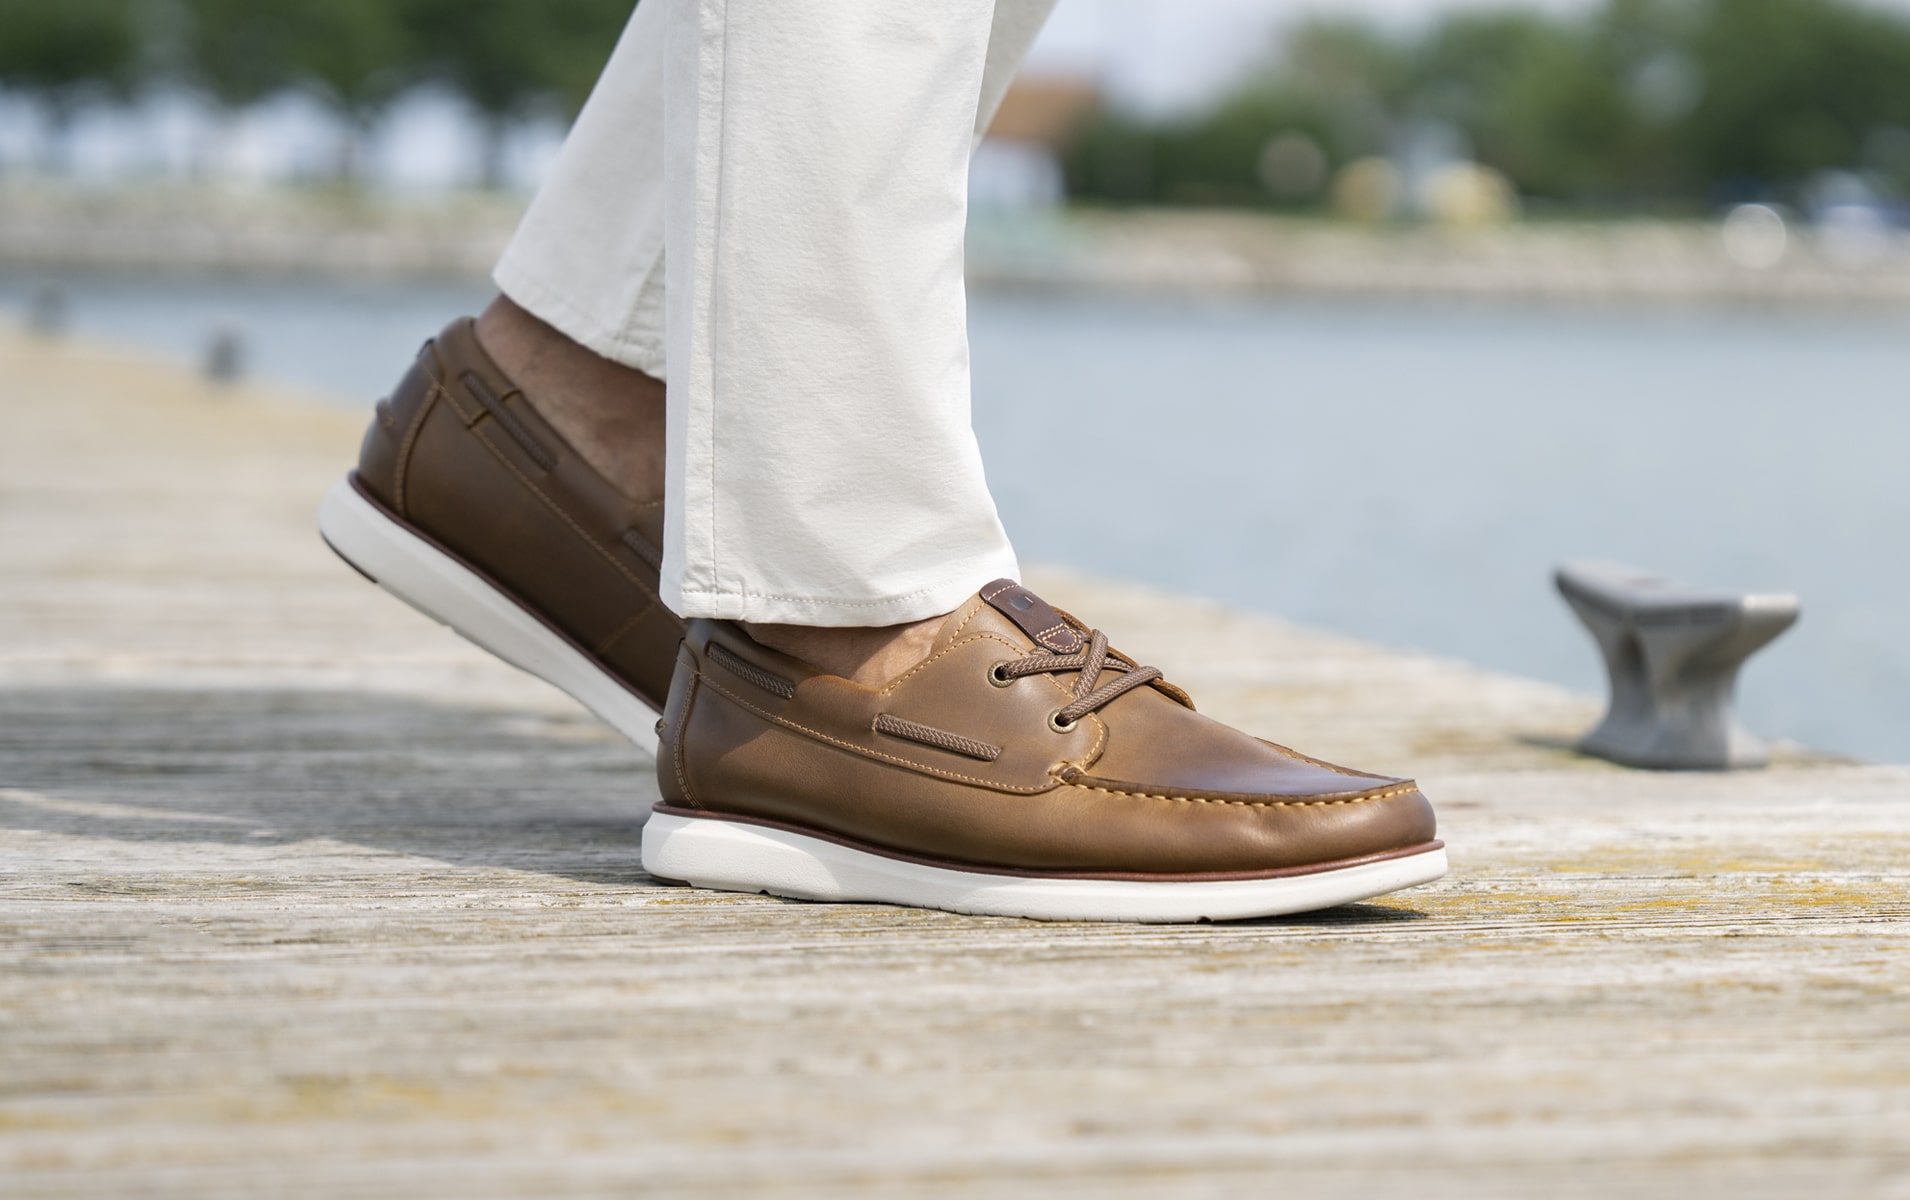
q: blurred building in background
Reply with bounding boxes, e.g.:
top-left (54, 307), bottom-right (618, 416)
top-left (972, 76), bottom-right (1101, 210)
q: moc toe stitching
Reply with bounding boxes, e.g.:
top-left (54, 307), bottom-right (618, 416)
top-left (1059, 778), bottom-right (1423, 808)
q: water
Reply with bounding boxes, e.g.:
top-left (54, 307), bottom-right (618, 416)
top-left (5, 270), bottom-right (1906, 762)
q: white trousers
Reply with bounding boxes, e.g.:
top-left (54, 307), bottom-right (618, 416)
top-left (495, 0), bottom-right (1056, 626)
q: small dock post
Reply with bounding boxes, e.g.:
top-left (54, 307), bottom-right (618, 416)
top-left (1555, 560), bottom-right (1799, 769)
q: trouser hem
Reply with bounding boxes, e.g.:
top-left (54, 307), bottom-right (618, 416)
top-left (664, 551), bottom-right (1021, 626)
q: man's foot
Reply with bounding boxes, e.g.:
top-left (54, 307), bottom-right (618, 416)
top-left (743, 615), bottom-right (945, 689)
top-left (317, 316), bottom-right (684, 743)
top-left (472, 297), bottom-right (666, 504)
top-left (645, 580), bottom-right (1446, 922)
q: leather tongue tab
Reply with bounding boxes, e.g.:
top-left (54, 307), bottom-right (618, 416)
top-left (980, 579), bottom-right (1083, 653)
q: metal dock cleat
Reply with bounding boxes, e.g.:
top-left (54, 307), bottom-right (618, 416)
top-left (1555, 560), bottom-right (1799, 770)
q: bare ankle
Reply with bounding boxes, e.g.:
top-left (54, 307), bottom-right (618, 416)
top-left (745, 613), bottom-right (948, 688)
top-left (474, 295), bottom-right (666, 503)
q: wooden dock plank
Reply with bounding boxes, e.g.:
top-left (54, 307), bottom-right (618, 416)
top-left (2, 332), bottom-right (1906, 1198)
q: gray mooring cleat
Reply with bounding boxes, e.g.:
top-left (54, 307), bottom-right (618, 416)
top-left (1554, 561), bottom-right (1799, 770)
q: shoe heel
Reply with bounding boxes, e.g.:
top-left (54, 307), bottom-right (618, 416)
top-left (317, 479), bottom-right (662, 759)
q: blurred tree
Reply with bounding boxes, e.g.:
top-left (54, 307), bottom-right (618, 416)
top-left (1065, 113), bottom-right (1160, 205)
top-left (1677, 0), bottom-right (1910, 196)
top-left (181, 0), bottom-right (287, 110)
top-left (183, 0), bottom-right (415, 180)
top-left (1582, 0), bottom-right (1708, 203)
top-left (13, 0), bottom-right (1910, 209)
top-left (403, 0), bottom-right (632, 188)
top-left (1065, 0), bottom-right (1910, 215)
top-left (0, 0), bottom-right (141, 173)
top-left (1066, 19), bottom-right (1403, 208)
top-left (1281, 17), bottom-right (1411, 119)
top-left (1407, 12), bottom-right (1637, 203)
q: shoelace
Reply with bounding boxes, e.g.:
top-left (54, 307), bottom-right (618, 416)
top-left (991, 628), bottom-right (1164, 731)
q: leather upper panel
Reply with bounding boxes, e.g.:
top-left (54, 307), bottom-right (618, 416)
top-left (661, 598), bottom-right (1438, 874)
top-left (352, 317), bottom-right (684, 710)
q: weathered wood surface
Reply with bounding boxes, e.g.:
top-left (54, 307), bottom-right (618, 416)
top-left (3, 332), bottom-right (1907, 1198)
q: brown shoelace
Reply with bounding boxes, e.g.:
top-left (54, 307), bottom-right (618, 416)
top-left (992, 628), bottom-right (1163, 731)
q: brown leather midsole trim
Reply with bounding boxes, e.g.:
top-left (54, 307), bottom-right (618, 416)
top-left (649, 803), bottom-right (1444, 883)
top-left (345, 472), bottom-right (666, 714)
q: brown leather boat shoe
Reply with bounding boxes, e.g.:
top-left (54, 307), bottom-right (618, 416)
top-left (643, 580), bottom-right (1446, 921)
top-left (317, 318), bottom-right (684, 744)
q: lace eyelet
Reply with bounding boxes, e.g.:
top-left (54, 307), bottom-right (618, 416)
top-left (1048, 710), bottom-right (1079, 734)
top-left (987, 662), bottom-right (1015, 688)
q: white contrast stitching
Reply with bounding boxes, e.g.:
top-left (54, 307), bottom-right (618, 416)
top-left (1061, 781), bottom-right (1418, 809)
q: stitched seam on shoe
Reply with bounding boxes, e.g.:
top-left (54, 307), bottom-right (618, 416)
top-left (391, 378), bottom-right (443, 518)
top-left (1031, 620), bottom-right (1081, 651)
top-left (434, 382), bottom-right (657, 596)
top-left (945, 600), bottom-right (987, 644)
top-left (875, 631), bottom-right (1106, 763)
top-left (594, 600), bottom-right (658, 657)
top-left (707, 642), bottom-right (796, 699)
top-left (977, 583), bottom-right (1082, 652)
top-left (1082, 712), bottom-right (1108, 766)
top-left (461, 371), bottom-right (556, 472)
top-left (672, 670), bottom-right (700, 808)
top-left (1062, 781), bottom-right (1417, 808)
top-left (879, 631), bottom-right (1025, 695)
top-left (877, 633), bottom-right (1081, 708)
top-left (695, 673), bottom-right (1059, 794)
top-left (473, 427), bottom-right (656, 593)
top-left (951, 600), bottom-right (985, 638)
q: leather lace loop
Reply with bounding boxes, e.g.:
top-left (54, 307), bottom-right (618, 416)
top-left (995, 628), bottom-right (1164, 728)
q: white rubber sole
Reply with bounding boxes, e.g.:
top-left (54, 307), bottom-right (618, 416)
top-left (641, 809), bottom-right (1449, 923)
top-left (317, 479), bottom-right (661, 755)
